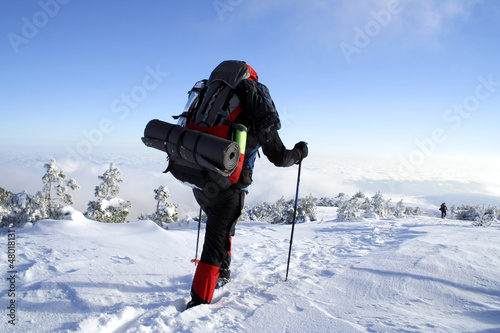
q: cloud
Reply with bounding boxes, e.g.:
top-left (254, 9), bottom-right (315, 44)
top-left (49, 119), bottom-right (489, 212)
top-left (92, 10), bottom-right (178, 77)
top-left (399, 0), bottom-right (481, 37)
top-left (1, 147), bottom-right (498, 220)
top-left (232, 0), bottom-right (484, 54)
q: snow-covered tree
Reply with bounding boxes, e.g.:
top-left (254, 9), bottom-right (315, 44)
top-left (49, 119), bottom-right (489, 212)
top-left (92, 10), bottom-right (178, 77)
top-left (361, 197), bottom-right (372, 213)
top-left (370, 192), bottom-right (386, 217)
top-left (40, 159), bottom-right (80, 219)
top-left (93, 162), bottom-right (123, 199)
top-left (384, 199), bottom-right (394, 217)
top-left (86, 162), bottom-right (131, 223)
top-left (138, 185), bottom-right (179, 228)
top-left (1, 161), bottom-right (79, 227)
top-left (394, 199), bottom-right (405, 218)
top-left (153, 185), bottom-right (178, 224)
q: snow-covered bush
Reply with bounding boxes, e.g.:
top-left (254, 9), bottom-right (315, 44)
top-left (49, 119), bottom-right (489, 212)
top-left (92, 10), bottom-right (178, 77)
top-left (0, 187), bottom-right (10, 205)
top-left (335, 193), bottom-right (347, 208)
top-left (86, 162), bottom-right (131, 223)
top-left (394, 199), bottom-right (405, 218)
top-left (330, 193), bottom-right (422, 221)
top-left (0, 204), bottom-right (9, 225)
top-left (272, 195), bottom-right (317, 224)
top-left (454, 205), bottom-right (482, 221)
top-left (402, 205), bottom-right (422, 216)
top-left (451, 205), bottom-right (500, 225)
top-left (247, 201), bottom-right (273, 222)
top-left (472, 208), bottom-right (497, 227)
top-left (0, 187), bottom-right (12, 224)
top-left (1, 191), bottom-right (43, 228)
top-left (239, 205), bottom-right (250, 221)
top-left (87, 198), bottom-right (131, 224)
top-left (138, 185), bottom-right (179, 228)
top-left (316, 197), bottom-right (337, 207)
top-left (353, 191), bottom-right (365, 199)
top-left (292, 194), bottom-right (317, 223)
top-left (492, 206), bottom-right (500, 220)
top-left (337, 196), bottom-right (362, 221)
top-left (384, 199), bottom-right (394, 217)
top-left (449, 205), bottom-right (456, 218)
top-left (247, 195), bottom-right (317, 224)
top-left (370, 192), bottom-right (387, 217)
top-left (360, 197), bottom-right (372, 213)
top-left (303, 194), bottom-right (318, 218)
top-left (268, 197), bottom-right (290, 224)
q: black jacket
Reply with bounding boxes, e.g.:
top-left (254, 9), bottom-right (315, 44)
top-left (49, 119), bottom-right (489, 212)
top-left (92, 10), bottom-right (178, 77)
top-left (233, 78), bottom-right (300, 188)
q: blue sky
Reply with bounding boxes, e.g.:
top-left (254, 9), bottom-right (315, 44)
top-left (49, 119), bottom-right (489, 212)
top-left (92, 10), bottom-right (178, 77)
top-left (1, 0), bottom-right (500, 213)
top-left (2, 0), bottom-right (499, 154)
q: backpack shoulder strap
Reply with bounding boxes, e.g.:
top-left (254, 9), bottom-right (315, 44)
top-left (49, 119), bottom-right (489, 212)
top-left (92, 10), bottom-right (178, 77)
top-left (193, 81), bottom-right (233, 127)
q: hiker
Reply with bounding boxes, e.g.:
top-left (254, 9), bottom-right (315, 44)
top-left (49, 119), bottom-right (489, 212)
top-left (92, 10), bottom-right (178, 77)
top-left (185, 60), bottom-right (308, 309)
top-left (439, 203), bottom-right (447, 218)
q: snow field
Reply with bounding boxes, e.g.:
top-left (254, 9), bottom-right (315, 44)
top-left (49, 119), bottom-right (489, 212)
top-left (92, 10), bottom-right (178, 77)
top-left (0, 207), bottom-right (499, 332)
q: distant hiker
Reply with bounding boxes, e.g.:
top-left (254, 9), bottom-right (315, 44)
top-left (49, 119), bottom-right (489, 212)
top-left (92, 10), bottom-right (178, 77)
top-left (439, 203), bottom-right (448, 218)
top-left (182, 61), bottom-right (308, 309)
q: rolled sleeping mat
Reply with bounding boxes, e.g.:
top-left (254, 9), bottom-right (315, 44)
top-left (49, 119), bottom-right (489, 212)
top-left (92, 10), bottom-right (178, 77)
top-left (142, 119), bottom-right (240, 175)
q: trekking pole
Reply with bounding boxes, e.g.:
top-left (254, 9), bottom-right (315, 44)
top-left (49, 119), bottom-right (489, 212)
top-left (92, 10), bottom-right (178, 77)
top-left (191, 206), bottom-right (202, 264)
top-left (285, 159), bottom-right (302, 281)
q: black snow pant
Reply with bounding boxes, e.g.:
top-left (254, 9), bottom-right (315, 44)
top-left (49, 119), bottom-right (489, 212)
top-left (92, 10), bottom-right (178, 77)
top-left (190, 187), bottom-right (245, 304)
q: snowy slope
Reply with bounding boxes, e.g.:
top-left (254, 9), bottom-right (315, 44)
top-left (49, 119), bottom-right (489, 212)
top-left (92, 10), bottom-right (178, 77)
top-left (1, 208), bottom-right (500, 332)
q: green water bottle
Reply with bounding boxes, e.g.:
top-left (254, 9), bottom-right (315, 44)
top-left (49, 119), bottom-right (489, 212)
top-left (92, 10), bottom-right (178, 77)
top-left (234, 124), bottom-right (247, 154)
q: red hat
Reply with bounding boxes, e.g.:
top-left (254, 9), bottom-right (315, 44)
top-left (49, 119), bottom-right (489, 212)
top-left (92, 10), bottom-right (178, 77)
top-left (246, 63), bottom-right (258, 82)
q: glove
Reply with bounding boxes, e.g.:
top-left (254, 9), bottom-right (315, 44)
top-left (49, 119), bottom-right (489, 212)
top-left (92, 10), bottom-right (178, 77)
top-left (293, 141), bottom-right (308, 163)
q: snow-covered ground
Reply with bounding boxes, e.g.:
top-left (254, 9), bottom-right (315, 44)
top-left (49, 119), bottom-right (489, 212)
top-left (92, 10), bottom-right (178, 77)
top-left (1, 207), bottom-right (499, 332)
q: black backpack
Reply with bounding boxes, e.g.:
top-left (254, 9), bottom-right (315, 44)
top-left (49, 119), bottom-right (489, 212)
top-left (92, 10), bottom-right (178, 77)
top-left (168, 61), bottom-right (251, 191)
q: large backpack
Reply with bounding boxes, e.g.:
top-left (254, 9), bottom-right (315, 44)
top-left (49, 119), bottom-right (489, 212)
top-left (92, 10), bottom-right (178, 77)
top-left (168, 61), bottom-right (251, 191)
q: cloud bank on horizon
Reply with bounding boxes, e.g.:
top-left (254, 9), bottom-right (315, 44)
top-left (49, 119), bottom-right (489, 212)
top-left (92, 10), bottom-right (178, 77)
top-left (1, 147), bottom-right (498, 220)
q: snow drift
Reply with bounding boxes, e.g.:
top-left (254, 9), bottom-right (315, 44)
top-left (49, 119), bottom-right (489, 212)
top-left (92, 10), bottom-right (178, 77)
top-left (1, 208), bottom-right (499, 332)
